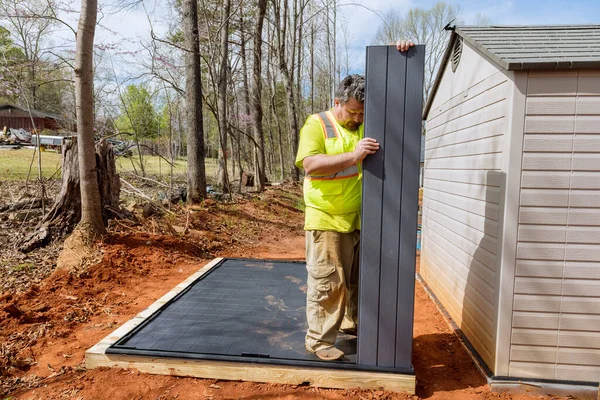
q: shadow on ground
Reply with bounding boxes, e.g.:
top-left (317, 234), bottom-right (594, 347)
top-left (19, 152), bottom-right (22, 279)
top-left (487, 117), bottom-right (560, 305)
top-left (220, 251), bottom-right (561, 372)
top-left (413, 332), bottom-right (487, 398)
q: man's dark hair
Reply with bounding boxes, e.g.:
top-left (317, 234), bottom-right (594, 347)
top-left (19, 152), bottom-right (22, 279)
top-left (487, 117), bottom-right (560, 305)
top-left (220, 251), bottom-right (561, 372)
top-left (335, 74), bottom-right (365, 104)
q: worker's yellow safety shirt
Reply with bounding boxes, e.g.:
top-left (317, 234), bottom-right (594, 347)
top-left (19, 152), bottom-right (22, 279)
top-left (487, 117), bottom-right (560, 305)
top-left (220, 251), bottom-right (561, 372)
top-left (295, 110), bottom-right (363, 233)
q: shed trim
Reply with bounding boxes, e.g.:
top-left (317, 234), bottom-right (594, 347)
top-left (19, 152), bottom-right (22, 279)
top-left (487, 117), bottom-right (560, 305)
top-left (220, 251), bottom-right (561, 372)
top-left (422, 31), bottom-right (457, 120)
top-left (493, 70), bottom-right (527, 376)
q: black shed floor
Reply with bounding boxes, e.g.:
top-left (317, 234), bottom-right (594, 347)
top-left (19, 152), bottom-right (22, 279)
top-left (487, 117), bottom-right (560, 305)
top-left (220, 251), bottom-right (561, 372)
top-left (88, 258), bottom-right (415, 393)
top-left (107, 258), bottom-right (357, 367)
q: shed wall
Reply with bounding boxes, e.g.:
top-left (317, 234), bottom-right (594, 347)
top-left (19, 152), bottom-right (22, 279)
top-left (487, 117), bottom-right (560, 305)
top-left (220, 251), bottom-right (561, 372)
top-left (421, 41), bottom-right (509, 369)
top-left (511, 69), bottom-right (600, 383)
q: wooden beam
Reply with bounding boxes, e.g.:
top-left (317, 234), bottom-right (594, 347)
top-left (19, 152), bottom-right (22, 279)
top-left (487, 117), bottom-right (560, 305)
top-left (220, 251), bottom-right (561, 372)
top-left (86, 352), bottom-right (415, 393)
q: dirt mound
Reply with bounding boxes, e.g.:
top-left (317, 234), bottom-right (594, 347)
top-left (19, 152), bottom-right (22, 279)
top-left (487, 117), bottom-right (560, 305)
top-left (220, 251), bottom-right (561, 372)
top-left (0, 233), bottom-right (190, 379)
top-left (0, 184), bottom-right (306, 397)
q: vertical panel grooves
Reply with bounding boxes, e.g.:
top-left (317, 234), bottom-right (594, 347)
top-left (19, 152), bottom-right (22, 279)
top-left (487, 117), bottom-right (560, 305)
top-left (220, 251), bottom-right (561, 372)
top-left (394, 46), bottom-right (409, 364)
top-left (375, 53), bottom-right (389, 364)
top-left (377, 48), bottom-right (406, 367)
top-left (373, 52), bottom-right (389, 365)
top-left (359, 45), bottom-right (424, 370)
top-left (358, 46), bottom-right (388, 365)
top-left (396, 46), bottom-right (425, 369)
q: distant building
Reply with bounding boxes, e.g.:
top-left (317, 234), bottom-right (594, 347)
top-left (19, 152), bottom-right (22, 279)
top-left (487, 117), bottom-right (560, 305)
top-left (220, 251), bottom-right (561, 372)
top-left (0, 103), bottom-right (74, 132)
top-left (421, 25), bottom-right (600, 396)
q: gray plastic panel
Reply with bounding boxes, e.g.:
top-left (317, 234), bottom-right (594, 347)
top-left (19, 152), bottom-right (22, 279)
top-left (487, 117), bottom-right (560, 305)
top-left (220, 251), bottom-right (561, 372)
top-left (358, 45), bottom-right (425, 369)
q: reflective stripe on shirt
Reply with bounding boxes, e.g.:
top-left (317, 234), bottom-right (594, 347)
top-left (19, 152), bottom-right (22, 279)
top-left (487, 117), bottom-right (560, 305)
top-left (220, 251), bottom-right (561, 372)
top-left (307, 111), bottom-right (357, 180)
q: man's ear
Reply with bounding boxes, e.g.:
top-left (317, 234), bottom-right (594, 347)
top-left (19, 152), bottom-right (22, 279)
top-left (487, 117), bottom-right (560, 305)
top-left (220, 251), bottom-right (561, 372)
top-left (333, 98), bottom-right (340, 107)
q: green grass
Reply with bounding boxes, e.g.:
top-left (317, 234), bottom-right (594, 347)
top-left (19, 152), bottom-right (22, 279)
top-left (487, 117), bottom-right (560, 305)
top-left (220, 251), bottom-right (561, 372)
top-left (0, 148), bottom-right (62, 181)
top-left (12, 263), bottom-right (34, 272)
top-left (116, 156), bottom-right (233, 183)
top-left (116, 155), bottom-right (189, 177)
top-left (1, 149), bottom-right (235, 184)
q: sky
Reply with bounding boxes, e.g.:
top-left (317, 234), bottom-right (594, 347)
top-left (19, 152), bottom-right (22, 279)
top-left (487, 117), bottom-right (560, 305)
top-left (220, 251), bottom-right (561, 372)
top-left (341, 0), bottom-right (600, 73)
top-left (48, 0), bottom-right (600, 78)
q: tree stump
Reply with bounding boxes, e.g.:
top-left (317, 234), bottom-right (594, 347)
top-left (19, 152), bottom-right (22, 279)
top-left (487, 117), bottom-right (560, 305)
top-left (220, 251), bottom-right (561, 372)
top-left (19, 138), bottom-right (123, 252)
top-left (241, 171), bottom-right (254, 187)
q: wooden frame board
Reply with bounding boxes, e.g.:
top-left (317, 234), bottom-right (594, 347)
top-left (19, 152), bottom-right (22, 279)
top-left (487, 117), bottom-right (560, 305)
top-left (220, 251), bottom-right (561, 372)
top-left (86, 258), bottom-right (415, 394)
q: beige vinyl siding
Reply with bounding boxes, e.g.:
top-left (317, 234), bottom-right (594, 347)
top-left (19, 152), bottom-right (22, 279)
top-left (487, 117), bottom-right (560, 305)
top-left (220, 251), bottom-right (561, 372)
top-left (510, 69), bottom-right (600, 383)
top-left (421, 41), bottom-right (509, 369)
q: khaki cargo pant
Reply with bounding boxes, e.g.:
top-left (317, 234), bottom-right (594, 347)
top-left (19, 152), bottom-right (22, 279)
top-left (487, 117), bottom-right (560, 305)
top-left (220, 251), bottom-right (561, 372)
top-left (305, 230), bottom-right (360, 352)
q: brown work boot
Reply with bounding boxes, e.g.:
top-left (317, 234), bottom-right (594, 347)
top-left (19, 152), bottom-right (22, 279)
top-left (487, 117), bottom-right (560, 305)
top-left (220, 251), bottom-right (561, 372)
top-left (340, 327), bottom-right (357, 336)
top-left (305, 343), bottom-right (344, 361)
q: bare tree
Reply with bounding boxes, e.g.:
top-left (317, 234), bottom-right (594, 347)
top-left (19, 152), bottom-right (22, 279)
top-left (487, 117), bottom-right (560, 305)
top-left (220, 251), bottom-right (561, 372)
top-left (216, 0), bottom-right (232, 193)
top-left (0, 0), bottom-right (76, 113)
top-left (238, 10), bottom-right (252, 190)
top-left (309, 17), bottom-right (315, 114)
top-left (183, 0), bottom-right (207, 203)
top-left (74, 0), bottom-right (104, 237)
top-left (251, 0), bottom-right (267, 191)
top-left (374, 1), bottom-right (460, 102)
top-left (273, 0), bottom-right (299, 181)
top-left (265, 21), bottom-right (285, 181)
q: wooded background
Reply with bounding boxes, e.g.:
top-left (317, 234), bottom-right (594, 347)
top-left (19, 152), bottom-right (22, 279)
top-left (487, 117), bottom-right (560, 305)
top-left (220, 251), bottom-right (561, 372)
top-left (0, 0), bottom-right (486, 194)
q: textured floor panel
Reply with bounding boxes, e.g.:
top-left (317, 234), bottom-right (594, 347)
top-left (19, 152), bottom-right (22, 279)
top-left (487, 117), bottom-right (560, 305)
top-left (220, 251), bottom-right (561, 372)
top-left (109, 259), bottom-right (356, 364)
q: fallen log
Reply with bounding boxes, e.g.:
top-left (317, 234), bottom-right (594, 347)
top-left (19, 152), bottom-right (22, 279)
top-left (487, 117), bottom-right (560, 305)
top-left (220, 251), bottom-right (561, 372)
top-left (0, 198), bottom-right (52, 213)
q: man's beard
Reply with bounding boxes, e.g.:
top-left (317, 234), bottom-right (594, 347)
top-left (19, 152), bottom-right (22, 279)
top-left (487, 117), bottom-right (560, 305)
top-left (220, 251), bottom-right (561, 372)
top-left (344, 121), bottom-right (360, 131)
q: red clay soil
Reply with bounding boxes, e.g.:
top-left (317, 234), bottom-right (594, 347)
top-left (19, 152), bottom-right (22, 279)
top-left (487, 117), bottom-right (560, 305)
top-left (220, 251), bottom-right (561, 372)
top-left (0, 185), bottom-right (567, 400)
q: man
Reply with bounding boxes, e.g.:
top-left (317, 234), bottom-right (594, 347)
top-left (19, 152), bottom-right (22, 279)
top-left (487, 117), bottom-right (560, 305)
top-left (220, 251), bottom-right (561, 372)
top-left (295, 40), bottom-right (414, 361)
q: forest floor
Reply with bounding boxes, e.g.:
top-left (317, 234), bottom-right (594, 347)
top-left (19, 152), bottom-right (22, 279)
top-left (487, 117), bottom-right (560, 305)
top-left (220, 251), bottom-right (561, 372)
top-left (0, 180), bottom-right (570, 400)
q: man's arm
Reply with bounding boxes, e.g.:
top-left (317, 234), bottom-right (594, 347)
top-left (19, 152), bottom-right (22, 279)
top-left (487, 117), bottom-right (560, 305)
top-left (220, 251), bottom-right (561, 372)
top-left (303, 137), bottom-right (379, 176)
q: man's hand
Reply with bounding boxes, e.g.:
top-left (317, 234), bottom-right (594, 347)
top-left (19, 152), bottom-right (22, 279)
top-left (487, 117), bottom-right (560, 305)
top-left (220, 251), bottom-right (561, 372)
top-left (396, 40), bottom-right (414, 52)
top-left (353, 138), bottom-right (380, 162)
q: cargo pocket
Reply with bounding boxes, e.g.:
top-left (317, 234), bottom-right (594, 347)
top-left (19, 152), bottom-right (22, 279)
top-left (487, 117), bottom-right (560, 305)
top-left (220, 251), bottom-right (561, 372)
top-left (306, 263), bottom-right (336, 302)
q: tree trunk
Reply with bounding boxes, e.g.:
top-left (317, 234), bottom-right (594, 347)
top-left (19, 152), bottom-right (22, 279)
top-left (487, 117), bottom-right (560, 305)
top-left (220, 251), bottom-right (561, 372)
top-left (183, 0), bottom-right (207, 203)
top-left (310, 20), bottom-right (315, 114)
top-left (284, 75), bottom-right (299, 181)
top-left (274, 0), bottom-right (300, 181)
top-left (176, 102), bottom-right (184, 157)
top-left (216, 0), bottom-right (232, 193)
top-left (296, 0), bottom-right (304, 122)
top-left (74, 0), bottom-right (104, 237)
top-left (19, 139), bottom-right (122, 253)
top-left (267, 23), bottom-right (286, 181)
top-left (239, 12), bottom-right (251, 188)
top-left (276, 108), bottom-right (285, 181)
top-left (266, 23), bottom-right (281, 180)
top-left (251, 0), bottom-right (267, 191)
top-left (333, 0), bottom-right (338, 88)
top-left (325, 4), bottom-right (333, 105)
top-left (96, 140), bottom-right (121, 220)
